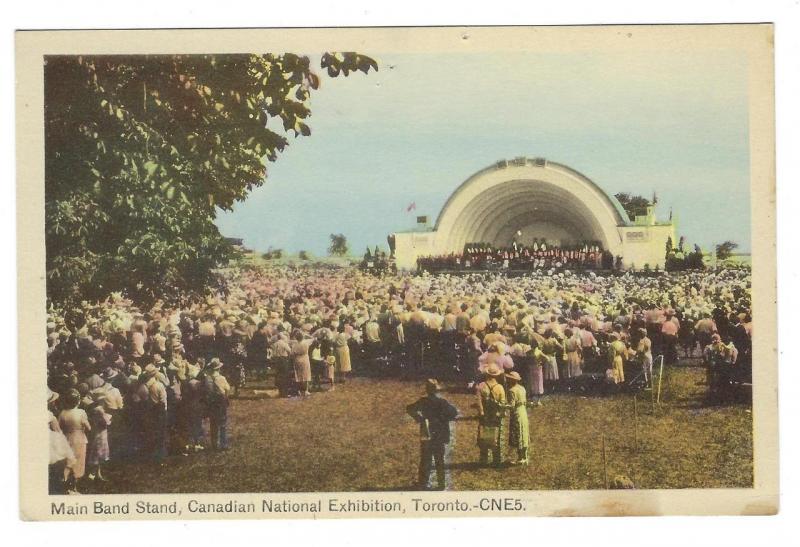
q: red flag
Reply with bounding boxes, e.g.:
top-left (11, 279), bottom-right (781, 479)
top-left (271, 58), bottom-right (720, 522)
top-left (406, 201), bottom-right (416, 212)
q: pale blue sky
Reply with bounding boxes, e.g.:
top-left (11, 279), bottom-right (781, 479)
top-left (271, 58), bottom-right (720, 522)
top-left (216, 49), bottom-right (751, 256)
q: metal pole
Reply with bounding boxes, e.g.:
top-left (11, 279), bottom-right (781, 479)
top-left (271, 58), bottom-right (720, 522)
top-left (633, 395), bottom-right (638, 450)
top-left (602, 434), bottom-right (609, 489)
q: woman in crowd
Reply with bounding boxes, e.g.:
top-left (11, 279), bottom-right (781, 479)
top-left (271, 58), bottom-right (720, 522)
top-left (634, 327), bottom-right (654, 385)
top-left (85, 396), bottom-right (112, 481)
top-left (540, 329), bottom-right (560, 391)
top-left (58, 389), bottom-right (91, 493)
top-left (563, 327), bottom-right (583, 380)
top-left (505, 371), bottom-right (530, 465)
top-left (334, 326), bottom-right (352, 384)
top-left (607, 332), bottom-right (627, 385)
top-left (291, 329), bottom-right (313, 397)
top-left (43, 263), bottom-right (752, 481)
top-left (48, 390), bottom-right (75, 494)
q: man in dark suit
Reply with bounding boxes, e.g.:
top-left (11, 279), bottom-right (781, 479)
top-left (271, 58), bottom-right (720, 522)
top-left (406, 379), bottom-right (459, 490)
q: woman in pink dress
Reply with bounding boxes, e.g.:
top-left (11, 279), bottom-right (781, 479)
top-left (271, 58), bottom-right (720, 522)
top-left (58, 389), bottom-right (91, 493)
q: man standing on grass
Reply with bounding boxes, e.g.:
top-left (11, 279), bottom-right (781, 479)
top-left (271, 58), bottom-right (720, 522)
top-left (406, 379), bottom-right (459, 490)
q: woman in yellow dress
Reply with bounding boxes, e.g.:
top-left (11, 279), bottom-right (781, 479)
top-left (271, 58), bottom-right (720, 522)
top-left (563, 328), bottom-right (583, 379)
top-left (505, 371), bottom-right (530, 465)
top-left (607, 332), bottom-right (627, 384)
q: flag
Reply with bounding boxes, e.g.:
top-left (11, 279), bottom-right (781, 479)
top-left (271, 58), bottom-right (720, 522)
top-left (405, 201), bottom-right (416, 212)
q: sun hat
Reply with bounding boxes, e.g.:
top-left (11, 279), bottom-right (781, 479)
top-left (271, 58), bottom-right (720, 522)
top-left (86, 374), bottom-right (105, 390)
top-left (505, 371), bottom-right (522, 382)
top-left (207, 357), bottom-right (224, 371)
top-left (483, 363), bottom-right (503, 377)
top-left (143, 364), bottom-right (159, 378)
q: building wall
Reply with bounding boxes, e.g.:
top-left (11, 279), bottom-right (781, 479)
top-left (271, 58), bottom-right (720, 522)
top-left (618, 224), bottom-right (675, 270)
top-left (394, 231), bottom-right (435, 270)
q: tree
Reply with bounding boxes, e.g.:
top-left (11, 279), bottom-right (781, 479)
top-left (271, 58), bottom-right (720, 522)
top-left (716, 241), bottom-right (739, 261)
top-left (298, 250), bottom-right (310, 260)
top-left (45, 52), bottom-right (378, 307)
top-left (262, 248), bottom-right (284, 260)
top-left (328, 233), bottom-right (349, 256)
top-left (614, 192), bottom-right (651, 221)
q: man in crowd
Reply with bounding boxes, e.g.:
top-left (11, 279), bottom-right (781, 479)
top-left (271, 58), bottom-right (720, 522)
top-left (406, 379), bottom-right (459, 490)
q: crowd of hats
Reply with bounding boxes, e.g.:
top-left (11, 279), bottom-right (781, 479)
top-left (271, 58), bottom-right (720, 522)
top-left (45, 264), bottom-right (752, 382)
top-left (43, 264), bottom-right (751, 487)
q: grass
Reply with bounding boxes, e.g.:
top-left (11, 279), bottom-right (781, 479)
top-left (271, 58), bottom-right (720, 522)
top-left (96, 363), bottom-right (752, 493)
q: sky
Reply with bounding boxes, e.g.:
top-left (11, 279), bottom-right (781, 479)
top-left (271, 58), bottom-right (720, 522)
top-left (215, 49), bottom-right (751, 257)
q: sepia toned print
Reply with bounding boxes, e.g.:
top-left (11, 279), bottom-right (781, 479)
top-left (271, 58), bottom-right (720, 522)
top-left (17, 25), bottom-right (776, 519)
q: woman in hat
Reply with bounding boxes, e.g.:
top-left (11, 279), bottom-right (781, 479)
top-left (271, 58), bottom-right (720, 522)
top-left (475, 363), bottom-right (508, 467)
top-left (540, 329), bottom-right (560, 391)
top-left (505, 371), bottom-right (530, 465)
top-left (334, 325), bottom-right (352, 384)
top-left (85, 396), bottom-right (112, 482)
top-left (290, 330), bottom-right (313, 397)
top-left (58, 389), bottom-right (91, 492)
top-left (48, 390), bottom-right (74, 494)
top-left (562, 328), bottom-right (584, 380)
top-left (634, 327), bottom-right (653, 385)
top-left (607, 332), bottom-right (627, 385)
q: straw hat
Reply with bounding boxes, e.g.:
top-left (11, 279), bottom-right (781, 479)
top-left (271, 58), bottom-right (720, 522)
top-left (143, 364), bottom-right (158, 378)
top-left (186, 364), bottom-right (201, 380)
top-left (505, 371), bottom-right (522, 382)
top-left (207, 358), bottom-right (224, 371)
top-left (483, 363), bottom-right (503, 377)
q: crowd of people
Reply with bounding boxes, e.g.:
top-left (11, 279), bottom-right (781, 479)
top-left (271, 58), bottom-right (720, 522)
top-left (416, 240), bottom-right (619, 273)
top-left (45, 263), bottom-right (752, 493)
top-left (359, 246), bottom-right (396, 275)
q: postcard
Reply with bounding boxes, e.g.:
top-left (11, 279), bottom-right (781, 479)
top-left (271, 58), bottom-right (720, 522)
top-left (17, 24), bottom-right (777, 519)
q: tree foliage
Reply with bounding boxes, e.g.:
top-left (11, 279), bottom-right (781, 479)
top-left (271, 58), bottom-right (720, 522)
top-left (716, 240), bottom-right (739, 261)
top-left (45, 53), bottom-right (377, 307)
top-left (614, 192), bottom-right (651, 221)
top-left (328, 233), bottom-right (349, 256)
top-left (262, 248), bottom-right (284, 260)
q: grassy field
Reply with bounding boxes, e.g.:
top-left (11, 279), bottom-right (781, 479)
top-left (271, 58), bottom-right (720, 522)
top-left (97, 363), bottom-right (752, 493)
